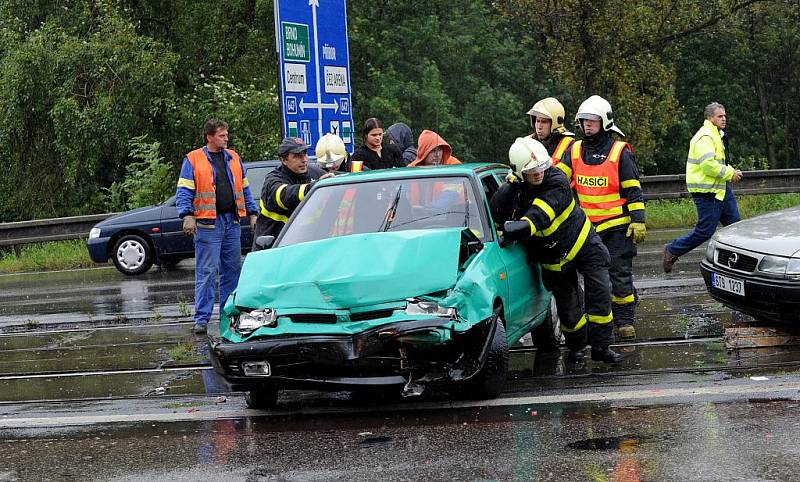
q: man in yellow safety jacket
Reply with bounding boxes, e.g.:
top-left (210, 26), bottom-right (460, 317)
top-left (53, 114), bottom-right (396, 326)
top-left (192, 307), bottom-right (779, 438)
top-left (664, 102), bottom-right (743, 273)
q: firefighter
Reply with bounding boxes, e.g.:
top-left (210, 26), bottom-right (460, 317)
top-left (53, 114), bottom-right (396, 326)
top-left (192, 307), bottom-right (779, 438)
top-left (555, 95), bottom-right (645, 340)
top-left (526, 97), bottom-right (576, 168)
top-left (252, 137), bottom-right (332, 249)
top-left (491, 137), bottom-right (623, 364)
top-left (315, 133), bottom-right (365, 173)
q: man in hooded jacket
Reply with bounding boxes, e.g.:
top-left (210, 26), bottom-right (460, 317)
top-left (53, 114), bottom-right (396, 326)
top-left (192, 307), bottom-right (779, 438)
top-left (409, 130), bottom-right (461, 167)
top-left (386, 122), bottom-right (417, 166)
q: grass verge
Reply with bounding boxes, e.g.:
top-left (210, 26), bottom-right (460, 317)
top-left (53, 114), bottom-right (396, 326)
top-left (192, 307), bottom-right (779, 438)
top-left (0, 239), bottom-right (94, 274)
top-left (646, 193), bottom-right (800, 230)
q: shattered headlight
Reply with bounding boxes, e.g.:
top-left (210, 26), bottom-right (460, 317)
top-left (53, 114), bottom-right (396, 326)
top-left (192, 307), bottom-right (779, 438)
top-left (405, 299), bottom-right (457, 318)
top-left (89, 227), bottom-right (102, 239)
top-left (232, 308), bottom-right (277, 334)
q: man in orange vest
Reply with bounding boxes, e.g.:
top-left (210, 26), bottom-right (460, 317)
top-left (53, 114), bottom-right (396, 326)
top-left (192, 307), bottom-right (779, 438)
top-left (555, 96), bottom-right (646, 340)
top-left (176, 119), bottom-right (258, 334)
top-left (526, 97), bottom-right (575, 168)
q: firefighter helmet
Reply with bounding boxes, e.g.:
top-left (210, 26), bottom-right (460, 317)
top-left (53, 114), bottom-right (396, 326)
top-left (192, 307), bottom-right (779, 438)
top-left (315, 133), bottom-right (347, 170)
top-left (526, 97), bottom-right (567, 134)
top-left (509, 137), bottom-right (551, 175)
top-left (575, 95), bottom-right (625, 137)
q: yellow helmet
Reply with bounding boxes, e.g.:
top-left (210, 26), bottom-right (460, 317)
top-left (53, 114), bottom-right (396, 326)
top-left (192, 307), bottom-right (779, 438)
top-left (315, 133), bottom-right (347, 170)
top-left (526, 97), bottom-right (567, 133)
top-left (509, 137), bottom-right (551, 175)
top-left (575, 95), bottom-right (625, 137)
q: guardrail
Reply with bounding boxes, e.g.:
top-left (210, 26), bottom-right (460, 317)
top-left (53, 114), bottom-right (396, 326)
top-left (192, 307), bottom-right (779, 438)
top-left (2, 168), bottom-right (800, 250)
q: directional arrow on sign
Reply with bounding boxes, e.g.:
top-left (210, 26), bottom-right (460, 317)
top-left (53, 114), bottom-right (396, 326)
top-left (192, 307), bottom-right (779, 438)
top-left (299, 98), bottom-right (339, 113)
top-left (309, 0), bottom-right (324, 137)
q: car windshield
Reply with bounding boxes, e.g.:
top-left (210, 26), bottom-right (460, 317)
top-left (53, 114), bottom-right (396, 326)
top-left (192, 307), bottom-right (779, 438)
top-left (277, 176), bottom-right (485, 247)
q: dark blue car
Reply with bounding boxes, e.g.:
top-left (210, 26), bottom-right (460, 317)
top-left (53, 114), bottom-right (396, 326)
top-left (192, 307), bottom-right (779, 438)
top-left (87, 160), bottom-right (280, 275)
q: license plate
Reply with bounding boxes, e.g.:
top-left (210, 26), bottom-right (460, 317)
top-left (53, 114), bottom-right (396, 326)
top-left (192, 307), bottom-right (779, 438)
top-left (711, 272), bottom-right (745, 296)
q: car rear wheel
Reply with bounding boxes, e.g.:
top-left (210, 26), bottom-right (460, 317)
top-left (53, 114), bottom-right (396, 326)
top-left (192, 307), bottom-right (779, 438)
top-left (465, 312), bottom-right (508, 399)
top-left (532, 295), bottom-right (562, 351)
top-left (245, 385), bottom-right (279, 410)
top-left (111, 234), bottom-right (154, 275)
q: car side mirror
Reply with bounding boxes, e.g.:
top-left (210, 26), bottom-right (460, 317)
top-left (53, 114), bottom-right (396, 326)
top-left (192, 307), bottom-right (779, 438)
top-left (255, 235), bottom-right (275, 249)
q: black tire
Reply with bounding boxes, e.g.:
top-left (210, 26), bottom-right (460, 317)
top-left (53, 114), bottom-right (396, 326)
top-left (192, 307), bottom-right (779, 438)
top-left (532, 296), bottom-right (562, 351)
top-left (466, 313), bottom-right (509, 399)
top-left (245, 385), bottom-right (279, 410)
top-left (111, 234), bottom-right (154, 275)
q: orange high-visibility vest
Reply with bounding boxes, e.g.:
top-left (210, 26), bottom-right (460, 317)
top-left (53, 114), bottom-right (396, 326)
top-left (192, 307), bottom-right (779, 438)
top-left (550, 136), bottom-right (574, 167)
top-left (571, 140), bottom-right (631, 225)
top-left (186, 148), bottom-right (246, 220)
top-left (350, 161), bottom-right (363, 172)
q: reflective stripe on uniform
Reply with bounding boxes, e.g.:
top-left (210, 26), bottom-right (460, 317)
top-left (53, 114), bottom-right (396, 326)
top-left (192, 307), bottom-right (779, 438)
top-left (628, 202), bottom-right (645, 211)
top-left (259, 199), bottom-right (288, 223)
top-left (687, 152), bottom-right (715, 164)
top-left (620, 179), bottom-right (641, 189)
top-left (577, 192), bottom-right (621, 204)
top-left (275, 184), bottom-right (288, 210)
top-left (596, 216), bottom-right (631, 233)
top-left (581, 205), bottom-right (623, 217)
top-left (541, 218), bottom-right (591, 271)
top-left (612, 294), bottom-right (636, 304)
top-left (299, 183), bottom-right (308, 201)
top-left (521, 216), bottom-right (536, 236)
top-left (588, 312), bottom-right (614, 325)
top-left (532, 198), bottom-right (556, 222)
top-left (537, 198), bottom-right (576, 237)
top-left (177, 178), bottom-right (195, 189)
top-left (556, 162), bottom-right (572, 178)
top-left (561, 315), bottom-right (587, 333)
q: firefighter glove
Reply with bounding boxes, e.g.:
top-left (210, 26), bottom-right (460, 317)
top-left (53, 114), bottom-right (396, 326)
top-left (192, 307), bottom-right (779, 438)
top-left (182, 215), bottom-right (197, 237)
top-left (503, 220), bottom-right (533, 243)
top-left (626, 222), bottom-right (646, 244)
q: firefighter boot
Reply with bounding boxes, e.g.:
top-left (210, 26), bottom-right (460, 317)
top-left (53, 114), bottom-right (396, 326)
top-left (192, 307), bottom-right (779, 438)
top-left (591, 346), bottom-right (625, 364)
top-left (567, 348), bottom-right (585, 365)
top-left (617, 325), bottom-right (636, 340)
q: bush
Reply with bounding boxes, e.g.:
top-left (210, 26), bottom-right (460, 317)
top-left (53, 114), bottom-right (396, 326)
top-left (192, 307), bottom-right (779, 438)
top-left (105, 136), bottom-right (176, 211)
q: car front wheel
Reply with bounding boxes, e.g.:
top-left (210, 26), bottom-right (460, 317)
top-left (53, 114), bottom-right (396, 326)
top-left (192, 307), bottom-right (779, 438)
top-left (465, 312), bottom-right (509, 399)
top-left (111, 234), bottom-right (154, 275)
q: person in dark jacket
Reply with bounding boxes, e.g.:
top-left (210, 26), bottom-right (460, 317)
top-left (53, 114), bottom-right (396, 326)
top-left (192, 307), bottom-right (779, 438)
top-left (556, 95), bottom-right (645, 340)
top-left (252, 137), bottom-right (331, 249)
top-left (491, 137), bottom-right (624, 364)
top-left (386, 122), bottom-right (416, 165)
top-left (350, 117), bottom-right (405, 170)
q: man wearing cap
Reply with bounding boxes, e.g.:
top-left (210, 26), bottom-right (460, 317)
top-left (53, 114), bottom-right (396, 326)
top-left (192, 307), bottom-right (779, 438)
top-left (176, 119), bottom-right (259, 334)
top-left (252, 137), bottom-right (332, 249)
top-left (526, 97), bottom-right (575, 169)
top-left (490, 137), bottom-right (623, 365)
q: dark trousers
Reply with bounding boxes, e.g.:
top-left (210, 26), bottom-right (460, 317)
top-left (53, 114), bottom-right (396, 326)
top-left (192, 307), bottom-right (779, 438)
top-left (667, 185), bottom-right (740, 257)
top-left (542, 234), bottom-right (614, 351)
top-left (600, 228), bottom-right (637, 327)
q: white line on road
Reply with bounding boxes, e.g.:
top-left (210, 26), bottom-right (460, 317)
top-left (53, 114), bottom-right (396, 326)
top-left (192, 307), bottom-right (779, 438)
top-left (3, 379), bottom-right (799, 429)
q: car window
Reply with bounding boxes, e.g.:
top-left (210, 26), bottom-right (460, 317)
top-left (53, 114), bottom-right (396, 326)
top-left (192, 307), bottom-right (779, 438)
top-left (246, 166), bottom-right (272, 200)
top-left (480, 173), bottom-right (500, 203)
top-left (278, 176), bottom-right (486, 247)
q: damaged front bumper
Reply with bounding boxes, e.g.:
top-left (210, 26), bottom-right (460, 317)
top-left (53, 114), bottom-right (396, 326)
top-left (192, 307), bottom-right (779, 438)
top-left (210, 316), bottom-right (497, 393)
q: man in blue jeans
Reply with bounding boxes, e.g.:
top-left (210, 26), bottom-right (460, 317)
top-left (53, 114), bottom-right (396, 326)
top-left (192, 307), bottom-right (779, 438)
top-left (176, 119), bottom-right (258, 334)
top-left (664, 103), bottom-right (743, 273)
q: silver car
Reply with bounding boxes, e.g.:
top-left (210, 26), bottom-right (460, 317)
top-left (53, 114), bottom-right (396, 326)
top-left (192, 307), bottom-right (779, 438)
top-left (700, 205), bottom-right (800, 322)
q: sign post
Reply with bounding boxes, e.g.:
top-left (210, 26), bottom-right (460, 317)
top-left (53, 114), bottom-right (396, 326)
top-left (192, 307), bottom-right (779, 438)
top-left (275, 0), bottom-right (355, 154)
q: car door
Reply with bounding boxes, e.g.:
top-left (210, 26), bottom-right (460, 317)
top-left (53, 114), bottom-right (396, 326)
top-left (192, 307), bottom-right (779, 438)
top-left (158, 196), bottom-right (195, 256)
top-left (480, 171), bottom-right (544, 339)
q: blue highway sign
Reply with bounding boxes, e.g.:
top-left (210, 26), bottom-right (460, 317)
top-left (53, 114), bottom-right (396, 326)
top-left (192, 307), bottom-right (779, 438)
top-left (275, 0), bottom-right (355, 153)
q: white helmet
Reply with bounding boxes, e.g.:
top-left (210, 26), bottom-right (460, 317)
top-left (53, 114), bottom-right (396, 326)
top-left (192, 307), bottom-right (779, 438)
top-left (315, 133), bottom-right (347, 170)
top-left (509, 137), bottom-right (551, 175)
top-left (526, 97), bottom-right (567, 134)
top-left (575, 95), bottom-right (625, 137)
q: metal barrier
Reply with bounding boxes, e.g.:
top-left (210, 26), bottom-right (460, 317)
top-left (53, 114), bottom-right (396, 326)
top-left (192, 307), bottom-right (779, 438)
top-left (2, 168), bottom-right (800, 249)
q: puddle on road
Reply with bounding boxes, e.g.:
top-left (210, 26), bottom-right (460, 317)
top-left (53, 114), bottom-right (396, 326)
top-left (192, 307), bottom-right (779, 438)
top-left (567, 434), bottom-right (646, 451)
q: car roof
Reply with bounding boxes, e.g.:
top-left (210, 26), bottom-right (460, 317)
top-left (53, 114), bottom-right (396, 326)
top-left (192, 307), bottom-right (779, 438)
top-left (244, 159), bottom-right (281, 168)
top-left (317, 162), bottom-right (509, 186)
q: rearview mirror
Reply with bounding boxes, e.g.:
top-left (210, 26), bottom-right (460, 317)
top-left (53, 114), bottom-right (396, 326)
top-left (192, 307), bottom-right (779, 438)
top-left (255, 235), bottom-right (275, 250)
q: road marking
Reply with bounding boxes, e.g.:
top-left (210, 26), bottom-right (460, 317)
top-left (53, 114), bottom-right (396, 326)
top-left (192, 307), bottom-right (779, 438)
top-left (3, 379), bottom-right (799, 428)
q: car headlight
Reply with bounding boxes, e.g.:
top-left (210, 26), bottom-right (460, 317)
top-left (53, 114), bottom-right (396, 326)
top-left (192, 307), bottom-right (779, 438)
top-left (232, 309), bottom-right (277, 334)
top-left (705, 239), bottom-right (716, 262)
top-left (758, 255), bottom-right (788, 277)
top-left (786, 258), bottom-right (800, 280)
top-left (405, 299), bottom-right (457, 318)
top-left (89, 227), bottom-right (102, 239)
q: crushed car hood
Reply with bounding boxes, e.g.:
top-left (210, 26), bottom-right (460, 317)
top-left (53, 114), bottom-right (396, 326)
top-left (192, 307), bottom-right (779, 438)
top-left (715, 205), bottom-right (800, 257)
top-left (234, 229), bottom-right (462, 310)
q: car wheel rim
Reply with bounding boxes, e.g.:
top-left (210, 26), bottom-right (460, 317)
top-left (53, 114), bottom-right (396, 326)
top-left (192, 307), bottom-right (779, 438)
top-left (117, 241), bottom-right (145, 270)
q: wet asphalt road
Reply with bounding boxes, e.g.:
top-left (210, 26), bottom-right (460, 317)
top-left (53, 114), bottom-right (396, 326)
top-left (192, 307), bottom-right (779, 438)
top-left (2, 229), bottom-right (800, 480)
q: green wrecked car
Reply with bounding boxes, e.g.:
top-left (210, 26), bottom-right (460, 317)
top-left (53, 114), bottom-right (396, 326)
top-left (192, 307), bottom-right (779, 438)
top-left (209, 163), bottom-right (559, 408)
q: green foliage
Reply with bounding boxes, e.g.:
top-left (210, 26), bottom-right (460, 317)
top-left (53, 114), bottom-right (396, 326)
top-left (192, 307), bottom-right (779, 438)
top-left (646, 193), bottom-right (800, 229)
top-left (0, 240), bottom-right (93, 274)
top-left (105, 136), bottom-right (176, 210)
